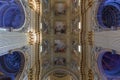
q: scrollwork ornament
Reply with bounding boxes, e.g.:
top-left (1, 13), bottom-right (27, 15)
top-left (88, 31), bottom-right (93, 45)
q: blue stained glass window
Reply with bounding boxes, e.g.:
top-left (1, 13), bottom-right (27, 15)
top-left (0, 51), bottom-right (25, 80)
top-left (2, 52), bottom-right (22, 73)
top-left (98, 51), bottom-right (120, 79)
top-left (0, 0), bottom-right (25, 29)
top-left (102, 52), bottom-right (120, 76)
top-left (97, 0), bottom-right (120, 28)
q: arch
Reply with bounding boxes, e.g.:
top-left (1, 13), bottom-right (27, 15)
top-left (41, 68), bottom-right (79, 80)
top-left (0, 0), bottom-right (25, 29)
top-left (98, 50), bottom-right (120, 79)
top-left (0, 51), bottom-right (25, 80)
top-left (97, 0), bottom-right (120, 28)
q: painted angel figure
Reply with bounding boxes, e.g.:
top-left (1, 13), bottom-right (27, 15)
top-left (42, 0), bottom-right (49, 13)
top-left (72, 41), bottom-right (78, 54)
top-left (42, 40), bottom-right (49, 55)
top-left (42, 19), bottom-right (49, 33)
top-left (71, 60), bottom-right (78, 71)
top-left (72, 0), bottom-right (79, 13)
top-left (72, 18), bottom-right (79, 34)
top-left (42, 60), bottom-right (50, 69)
top-left (43, 0), bottom-right (49, 4)
top-left (72, 0), bottom-right (78, 8)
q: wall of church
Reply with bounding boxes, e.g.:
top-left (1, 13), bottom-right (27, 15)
top-left (82, 0), bottom-right (120, 80)
top-left (0, 0), bottom-right (37, 80)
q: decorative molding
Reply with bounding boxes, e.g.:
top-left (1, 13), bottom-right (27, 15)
top-left (81, 0), bottom-right (94, 15)
top-left (36, 1), bottom-right (41, 14)
top-left (88, 69), bottom-right (94, 80)
top-left (28, 0), bottom-right (36, 11)
top-left (28, 68), bottom-right (33, 80)
top-left (28, 0), bottom-right (40, 14)
top-left (88, 0), bottom-right (93, 8)
top-left (28, 31), bottom-right (36, 45)
top-left (88, 31), bottom-right (93, 45)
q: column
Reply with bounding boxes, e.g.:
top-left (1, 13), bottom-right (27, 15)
top-left (0, 31), bottom-right (28, 56)
top-left (94, 30), bottom-right (120, 52)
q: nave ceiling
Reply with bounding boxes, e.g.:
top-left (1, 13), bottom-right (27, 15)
top-left (0, 0), bottom-right (120, 80)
